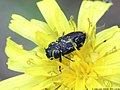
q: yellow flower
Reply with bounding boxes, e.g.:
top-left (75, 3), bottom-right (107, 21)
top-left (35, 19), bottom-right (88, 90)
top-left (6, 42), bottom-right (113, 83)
top-left (0, 0), bottom-right (120, 90)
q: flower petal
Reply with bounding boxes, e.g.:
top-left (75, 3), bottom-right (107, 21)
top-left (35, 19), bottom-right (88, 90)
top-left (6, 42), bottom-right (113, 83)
top-left (30, 19), bottom-right (52, 34)
top-left (9, 14), bottom-right (53, 45)
top-left (95, 28), bottom-right (120, 59)
top-left (75, 78), bottom-right (86, 90)
top-left (24, 60), bottom-right (59, 76)
top-left (32, 76), bottom-right (60, 90)
top-left (94, 65), bottom-right (120, 76)
top-left (78, 1), bottom-right (112, 33)
top-left (25, 67), bottom-right (56, 76)
top-left (5, 37), bottom-right (45, 72)
top-left (105, 74), bottom-right (120, 85)
top-left (0, 74), bottom-right (46, 90)
top-left (95, 26), bottom-right (120, 47)
top-left (30, 19), bottom-right (58, 39)
top-left (86, 78), bottom-right (103, 89)
top-left (37, 0), bottom-right (71, 36)
top-left (93, 50), bottom-right (120, 76)
top-left (35, 31), bottom-right (55, 48)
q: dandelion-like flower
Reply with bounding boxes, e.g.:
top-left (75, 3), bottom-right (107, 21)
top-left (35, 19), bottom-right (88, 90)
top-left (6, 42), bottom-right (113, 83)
top-left (0, 0), bottom-right (120, 90)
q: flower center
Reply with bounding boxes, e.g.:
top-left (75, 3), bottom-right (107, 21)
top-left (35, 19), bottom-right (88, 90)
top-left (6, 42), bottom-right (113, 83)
top-left (80, 61), bottom-right (91, 75)
top-left (68, 49), bottom-right (98, 80)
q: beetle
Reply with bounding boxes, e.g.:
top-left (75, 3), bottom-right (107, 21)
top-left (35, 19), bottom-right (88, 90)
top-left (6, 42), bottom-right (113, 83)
top-left (45, 31), bottom-right (86, 61)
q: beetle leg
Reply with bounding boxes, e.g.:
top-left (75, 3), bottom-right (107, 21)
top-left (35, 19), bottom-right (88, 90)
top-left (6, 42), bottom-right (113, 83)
top-left (63, 55), bottom-right (74, 62)
top-left (59, 55), bottom-right (62, 62)
top-left (58, 56), bottom-right (62, 72)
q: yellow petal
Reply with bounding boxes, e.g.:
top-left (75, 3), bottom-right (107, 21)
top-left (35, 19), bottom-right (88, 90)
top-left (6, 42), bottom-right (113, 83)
top-left (95, 30), bottom-right (120, 59)
top-left (37, 0), bottom-right (71, 36)
top-left (30, 19), bottom-right (52, 34)
top-left (35, 31), bottom-right (55, 48)
top-left (24, 60), bottom-right (59, 76)
top-left (5, 37), bottom-right (44, 72)
top-left (0, 74), bottom-right (46, 90)
top-left (93, 65), bottom-right (120, 76)
top-left (9, 14), bottom-right (51, 45)
top-left (75, 78), bottom-right (86, 90)
top-left (30, 19), bottom-right (58, 38)
top-left (105, 74), bottom-right (120, 85)
top-left (93, 50), bottom-right (120, 76)
top-left (96, 26), bottom-right (120, 47)
top-left (86, 78), bottom-right (103, 89)
top-left (25, 67), bottom-right (56, 76)
top-left (95, 50), bottom-right (120, 66)
top-left (32, 76), bottom-right (60, 90)
top-left (78, 1), bottom-right (112, 33)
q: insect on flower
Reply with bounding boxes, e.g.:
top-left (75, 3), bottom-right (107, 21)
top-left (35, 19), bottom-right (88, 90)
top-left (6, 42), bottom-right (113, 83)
top-left (45, 31), bottom-right (86, 61)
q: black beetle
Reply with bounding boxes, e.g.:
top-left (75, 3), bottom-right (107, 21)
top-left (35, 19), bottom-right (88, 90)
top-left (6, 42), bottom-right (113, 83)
top-left (45, 31), bottom-right (86, 61)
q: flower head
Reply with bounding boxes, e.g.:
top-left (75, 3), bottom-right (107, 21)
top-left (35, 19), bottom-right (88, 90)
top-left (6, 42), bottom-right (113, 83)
top-left (1, 0), bottom-right (120, 90)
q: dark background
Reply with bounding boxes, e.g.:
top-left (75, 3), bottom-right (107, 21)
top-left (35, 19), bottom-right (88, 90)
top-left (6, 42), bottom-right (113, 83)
top-left (0, 0), bottom-right (120, 80)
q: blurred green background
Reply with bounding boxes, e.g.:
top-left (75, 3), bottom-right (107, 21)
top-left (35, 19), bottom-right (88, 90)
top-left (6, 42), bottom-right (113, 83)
top-left (0, 0), bottom-right (120, 80)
